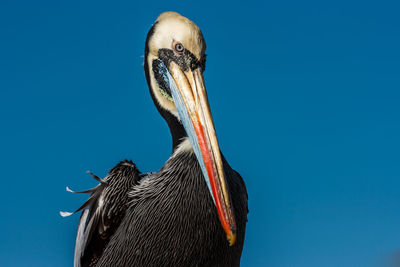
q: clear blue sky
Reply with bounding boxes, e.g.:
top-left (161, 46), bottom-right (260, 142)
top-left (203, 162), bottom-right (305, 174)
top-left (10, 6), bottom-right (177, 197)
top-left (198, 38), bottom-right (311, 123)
top-left (1, 0), bottom-right (399, 266)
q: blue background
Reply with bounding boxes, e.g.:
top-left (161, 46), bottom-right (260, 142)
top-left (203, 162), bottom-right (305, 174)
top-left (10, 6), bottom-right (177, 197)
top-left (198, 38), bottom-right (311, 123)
top-left (1, 0), bottom-right (399, 266)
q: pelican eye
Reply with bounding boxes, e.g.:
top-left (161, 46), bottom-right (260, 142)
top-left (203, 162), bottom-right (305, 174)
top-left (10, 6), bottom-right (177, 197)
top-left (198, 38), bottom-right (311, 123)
top-left (174, 42), bottom-right (185, 54)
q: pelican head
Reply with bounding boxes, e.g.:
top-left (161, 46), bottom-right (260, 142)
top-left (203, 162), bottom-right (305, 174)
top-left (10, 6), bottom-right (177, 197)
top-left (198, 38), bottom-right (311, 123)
top-left (144, 12), bottom-right (237, 245)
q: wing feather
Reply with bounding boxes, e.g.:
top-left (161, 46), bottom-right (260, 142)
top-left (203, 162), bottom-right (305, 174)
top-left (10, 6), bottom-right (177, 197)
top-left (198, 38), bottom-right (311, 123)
top-left (63, 160), bottom-right (140, 267)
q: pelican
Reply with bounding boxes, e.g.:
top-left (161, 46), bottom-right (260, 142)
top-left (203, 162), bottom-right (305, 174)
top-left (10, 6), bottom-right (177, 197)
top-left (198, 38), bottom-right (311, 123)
top-left (62, 11), bottom-right (248, 267)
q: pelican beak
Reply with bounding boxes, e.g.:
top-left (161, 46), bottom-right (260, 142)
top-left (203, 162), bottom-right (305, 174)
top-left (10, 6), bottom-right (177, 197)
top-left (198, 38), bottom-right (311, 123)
top-left (158, 60), bottom-right (237, 246)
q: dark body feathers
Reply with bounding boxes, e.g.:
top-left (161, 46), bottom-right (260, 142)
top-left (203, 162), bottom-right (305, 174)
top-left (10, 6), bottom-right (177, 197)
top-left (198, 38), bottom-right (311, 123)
top-left (75, 149), bottom-right (247, 267)
top-left (74, 161), bottom-right (140, 267)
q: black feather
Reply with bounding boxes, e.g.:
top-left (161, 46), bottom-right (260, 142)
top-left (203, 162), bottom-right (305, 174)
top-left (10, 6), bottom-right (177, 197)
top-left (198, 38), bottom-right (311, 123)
top-left (73, 160), bottom-right (140, 267)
